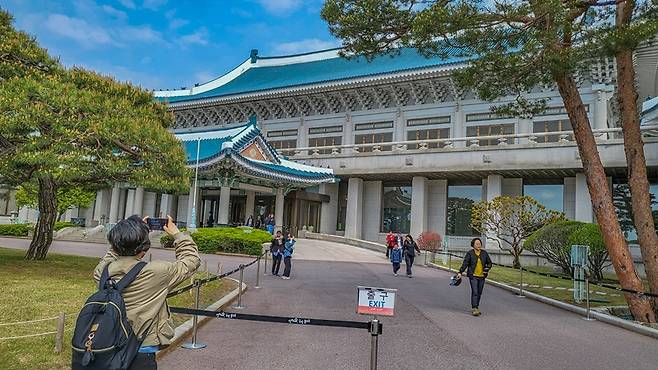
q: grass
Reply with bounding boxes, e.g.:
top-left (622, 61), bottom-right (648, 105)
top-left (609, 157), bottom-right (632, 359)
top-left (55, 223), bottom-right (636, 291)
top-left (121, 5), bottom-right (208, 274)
top-left (0, 247), bottom-right (236, 370)
top-left (433, 258), bottom-right (630, 307)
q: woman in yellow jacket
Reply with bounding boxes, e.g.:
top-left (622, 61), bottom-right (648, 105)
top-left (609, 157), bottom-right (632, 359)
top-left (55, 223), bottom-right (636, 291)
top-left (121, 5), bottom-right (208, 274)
top-left (457, 237), bottom-right (493, 316)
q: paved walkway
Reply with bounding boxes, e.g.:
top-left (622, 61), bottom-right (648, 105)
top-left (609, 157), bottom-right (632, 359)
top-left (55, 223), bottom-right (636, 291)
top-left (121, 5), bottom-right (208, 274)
top-left (2, 237), bottom-right (656, 369)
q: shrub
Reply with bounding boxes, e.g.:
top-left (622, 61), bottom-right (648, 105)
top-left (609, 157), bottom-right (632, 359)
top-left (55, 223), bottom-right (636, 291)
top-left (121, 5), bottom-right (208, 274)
top-left (569, 223), bottom-right (609, 281)
top-left (417, 231), bottom-right (442, 252)
top-left (0, 224), bottom-right (32, 237)
top-left (524, 221), bottom-right (584, 275)
top-left (54, 221), bottom-right (79, 231)
top-left (159, 227), bottom-right (272, 256)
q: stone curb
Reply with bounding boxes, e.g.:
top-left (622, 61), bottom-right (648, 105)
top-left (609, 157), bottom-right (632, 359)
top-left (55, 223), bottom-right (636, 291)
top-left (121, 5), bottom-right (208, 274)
top-left (426, 262), bottom-right (658, 340)
top-left (156, 277), bottom-right (247, 359)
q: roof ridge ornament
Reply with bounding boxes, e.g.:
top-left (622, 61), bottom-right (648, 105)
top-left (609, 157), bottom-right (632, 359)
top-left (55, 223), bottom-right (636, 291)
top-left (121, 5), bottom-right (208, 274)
top-left (250, 49), bottom-right (258, 63)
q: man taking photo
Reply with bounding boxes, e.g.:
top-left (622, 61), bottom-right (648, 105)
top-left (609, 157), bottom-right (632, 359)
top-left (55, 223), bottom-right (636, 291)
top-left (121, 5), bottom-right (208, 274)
top-left (91, 215), bottom-right (200, 369)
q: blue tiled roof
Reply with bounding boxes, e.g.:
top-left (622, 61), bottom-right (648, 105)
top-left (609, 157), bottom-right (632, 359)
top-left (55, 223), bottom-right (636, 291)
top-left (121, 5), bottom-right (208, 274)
top-left (158, 47), bottom-right (466, 103)
top-left (183, 138), bottom-right (226, 162)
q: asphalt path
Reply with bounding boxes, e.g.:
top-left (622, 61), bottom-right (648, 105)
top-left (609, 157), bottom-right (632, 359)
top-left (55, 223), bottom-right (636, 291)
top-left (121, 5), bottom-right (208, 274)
top-left (2, 237), bottom-right (656, 369)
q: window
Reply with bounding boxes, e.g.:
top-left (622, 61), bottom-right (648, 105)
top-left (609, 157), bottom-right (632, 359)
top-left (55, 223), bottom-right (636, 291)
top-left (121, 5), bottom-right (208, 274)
top-left (354, 121), bottom-right (394, 131)
top-left (407, 116), bottom-right (451, 127)
top-left (533, 120), bottom-right (573, 143)
top-left (308, 136), bottom-right (342, 154)
top-left (524, 184), bottom-right (564, 212)
top-left (354, 132), bottom-right (393, 152)
top-left (447, 185), bottom-right (482, 236)
top-left (466, 112), bottom-right (513, 122)
top-left (336, 181), bottom-right (348, 231)
top-left (269, 139), bottom-right (297, 156)
top-left (613, 181), bottom-right (658, 244)
top-left (466, 124), bottom-right (514, 146)
top-left (407, 128), bottom-right (450, 149)
top-left (381, 186), bottom-right (412, 233)
top-left (308, 126), bottom-right (343, 135)
top-left (536, 105), bottom-right (589, 116)
top-left (267, 129), bottom-right (298, 138)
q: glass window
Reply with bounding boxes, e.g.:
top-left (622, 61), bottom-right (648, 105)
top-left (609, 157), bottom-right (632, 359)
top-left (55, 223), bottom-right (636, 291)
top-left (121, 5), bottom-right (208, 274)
top-left (269, 139), bottom-right (297, 156)
top-left (308, 136), bottom-right (342, 154)
top-left (308, 126), bottom-right (343, 135)
top-left (533, 119), bottom-right (573, 143)
top-left (267, 129), bottom-right (298, 138)
top-left (354, 121), bottom-right (394, 131)
top-left (354, 132), bottom-right (393, 152)
top-left (407, 128), bottom-right (450, 149)
top-left (466, 124), bottom-right (514, 146)
top-left (613, 181), bottom-right (658, 244)
top-left (336, 181), bottom-right (348, 231)
top-left (466, 112), bottom-right (513, 122)
top-left (407, 116), bottom-right (451, 127)
top-left (381, 186), bottom-right (412, 233)
top-left (523, 184), bottom-right (564, 212)
top-left (447, 185), bottom-right (482, 236)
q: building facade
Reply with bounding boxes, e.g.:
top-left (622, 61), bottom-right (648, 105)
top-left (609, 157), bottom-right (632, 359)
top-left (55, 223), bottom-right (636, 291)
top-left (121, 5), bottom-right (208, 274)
top-left (3, 44), bottom-right (658, 252)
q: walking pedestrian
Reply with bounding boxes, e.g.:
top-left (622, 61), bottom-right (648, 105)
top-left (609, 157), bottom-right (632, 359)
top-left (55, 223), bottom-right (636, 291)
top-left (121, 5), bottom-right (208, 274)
top-left (403, 234), bottom-right (421, 278)
top-left (385, 230), bottom-right (396, 258)
top-left (457, 237), bottom-right (492, 316)
top-left (390, 243), bottom-right (403, 276)
top-left (282, 233), bottom-right (296, 280)
top-left (270, 231), bottom-right (284, 276)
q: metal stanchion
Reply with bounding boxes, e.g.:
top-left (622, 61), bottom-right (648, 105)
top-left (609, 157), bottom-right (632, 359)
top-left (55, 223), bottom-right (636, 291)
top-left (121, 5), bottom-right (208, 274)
top-left (583, 277), bottom-right (595, 321)
top-left (182, 282), bottom-right (207, 349)
top-left (264, 251), bottom-right (269, 275)
top-left (448, 250), bottom-right (452, 270)
top-left (255, 256), bottom-right (261, 289)
top-left (232, 264), bottom-right (246, 309)
top-left (149, 253), bottom-right (152, 262)
top-left (369, 317), bottom-right (381, 370)
top-left (516, 266), bottom-right (525, 298)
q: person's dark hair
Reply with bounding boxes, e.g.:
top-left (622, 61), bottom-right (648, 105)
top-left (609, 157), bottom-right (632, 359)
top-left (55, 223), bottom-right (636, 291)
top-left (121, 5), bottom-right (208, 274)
top-left (405, 234), bottom-right (414, 242)
top-left (470, 237), bottom-right (483, 248)
top-left (107, 215), bottom-right (151, 256)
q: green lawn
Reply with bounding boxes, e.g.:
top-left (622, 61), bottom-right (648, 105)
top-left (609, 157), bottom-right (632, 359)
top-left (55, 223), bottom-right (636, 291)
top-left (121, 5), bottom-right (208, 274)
top-left (433, 258), bottom-right (629, 307)
top-left (0, 247), bottom-right (236, 370)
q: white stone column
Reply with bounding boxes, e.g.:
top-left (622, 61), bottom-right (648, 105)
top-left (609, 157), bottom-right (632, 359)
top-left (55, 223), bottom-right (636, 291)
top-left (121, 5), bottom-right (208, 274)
top-left (186, 182), bottom-right (200, 228)
top-left (93, 189), bottom-right (111, 224)
top-left (343, 114), bottom-right (354, 145)
top-left (362, 181), bottom-right (383, 241)
top-left (394, 108), bottom-right (406, 142)
top-left (274, 188), bottom-right (285, 233)
top-left (345, 177), bottom-right (364, 239)
top-left (108, 185), bottom-right (121, 223)
top-left (410, 176), bottom-right (429, 238)
top-left (428, 180), bottom-right (448, 235)
top-left (245, 191), bottom-right (256, 220)
top-left (486, 174), bottom-right (503, 201)
top-left (117, 189), bottom-right (127, 220)
top-left (563, 177), bottom-right (576, 220)
top-left (203, 199), bottom-right (213, 226)
top-left (518, 118), bottom-right (533, 144)
top-left (125, 189), bottom-right (135, 217)
top-left (297, 118), bottom-right (307, 149)
top-left (319, 183), bottom-right (339, 235)
top-left (453, 108), bottom-right (466, 148)
top-left (575, 173), bottom-right (593, 222)
top-left (133, 187), bottom-right (145, 217)
top-left (218, 186), bottom-right (231, 225)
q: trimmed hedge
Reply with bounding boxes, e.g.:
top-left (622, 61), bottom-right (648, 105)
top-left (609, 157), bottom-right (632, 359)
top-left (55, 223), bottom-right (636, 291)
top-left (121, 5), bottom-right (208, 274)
top-left (0, 224), bottom-right (32, 237)
top-left (54, 221), bottom-right (79, 231)
top-left (160, 227), bottom-right (272, 256)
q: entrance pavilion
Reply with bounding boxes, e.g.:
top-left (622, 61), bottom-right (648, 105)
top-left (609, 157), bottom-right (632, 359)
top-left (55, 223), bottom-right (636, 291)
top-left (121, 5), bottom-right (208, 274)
top-left (176, 117), bottom-right (336, 233)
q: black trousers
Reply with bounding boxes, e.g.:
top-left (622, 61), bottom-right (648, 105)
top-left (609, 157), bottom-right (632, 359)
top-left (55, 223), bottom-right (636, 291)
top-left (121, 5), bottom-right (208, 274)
top-left (392, 262), bottom-right (401, 274)
top-left (283, 256), bottom-right (292, 277)
top-left (128, 353), bottom-right (157, 370)
top-left (405, 254), bottom-right (415, 275)
top-left (469, 277), bottom-right (486, 308)
top-left (272, 254), bottom-right (282, 275)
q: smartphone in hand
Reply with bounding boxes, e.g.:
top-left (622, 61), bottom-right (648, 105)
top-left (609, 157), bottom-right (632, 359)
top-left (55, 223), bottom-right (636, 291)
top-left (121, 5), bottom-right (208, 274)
top-left (147, 218), bottom-right (168, 231)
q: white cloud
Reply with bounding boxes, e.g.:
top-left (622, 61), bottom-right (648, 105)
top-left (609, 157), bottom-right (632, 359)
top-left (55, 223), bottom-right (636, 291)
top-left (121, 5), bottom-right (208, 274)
top-left (102, 5), bottom-right (128, 20)
top-left (44, 14), bottom-right (116, 48)
top-left (169, 18), bottom-right (189, 30)
top-left (120, 25), bottom-right (164, 43)
top-left (255, 0), bottom-right (302, 15)
top-left (194, 70), bottom-right (216, 84)
top-left (273, 38), bottom-right (340, 54)
top-left (118, 0), bottom-right (136, 9)
top-left (143, 0), bottom-right (168, 10)
top-left (179, 28), bottom-right (209, 46)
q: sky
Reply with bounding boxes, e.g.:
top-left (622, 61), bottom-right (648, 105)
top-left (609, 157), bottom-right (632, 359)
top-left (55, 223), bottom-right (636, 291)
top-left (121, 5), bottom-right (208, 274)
top-left (1, 0), bottom-right (339, 90)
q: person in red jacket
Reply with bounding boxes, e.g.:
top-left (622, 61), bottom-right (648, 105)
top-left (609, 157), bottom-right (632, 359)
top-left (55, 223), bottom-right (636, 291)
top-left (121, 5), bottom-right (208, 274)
top-left (385, 230), bottom-right (396, 258)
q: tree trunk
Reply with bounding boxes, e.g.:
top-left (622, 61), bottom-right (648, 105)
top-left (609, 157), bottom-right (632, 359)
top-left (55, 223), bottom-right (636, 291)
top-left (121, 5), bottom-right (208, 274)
top-left (555, 74), bottom-right (656, 322)
top-left (25, 175), bottom-right (58, 261)
top-left (615, 0), bottom-right (658, 314)
top-left (512, 253), bottom-right (521, 269)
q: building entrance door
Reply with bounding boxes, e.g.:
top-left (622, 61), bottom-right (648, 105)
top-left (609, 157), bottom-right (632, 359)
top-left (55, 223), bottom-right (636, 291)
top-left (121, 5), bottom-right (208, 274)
top-left (230, 195), bottom-right (246, 225)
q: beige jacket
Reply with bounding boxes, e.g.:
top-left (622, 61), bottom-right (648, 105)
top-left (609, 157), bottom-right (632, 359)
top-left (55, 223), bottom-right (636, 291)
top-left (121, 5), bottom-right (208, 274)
top-left (93, 232), bottom-right (200, 347)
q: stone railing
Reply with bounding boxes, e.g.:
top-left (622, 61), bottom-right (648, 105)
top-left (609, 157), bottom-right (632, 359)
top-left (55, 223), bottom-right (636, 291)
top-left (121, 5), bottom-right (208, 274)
top-left (291, 125), bottom-right (658, 158)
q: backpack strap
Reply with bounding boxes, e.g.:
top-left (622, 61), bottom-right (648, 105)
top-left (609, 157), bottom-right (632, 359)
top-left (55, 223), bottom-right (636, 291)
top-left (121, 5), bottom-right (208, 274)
top-left (99, 263), bottom-right (112, 290)
top-left (114, 262), bottom-right (148, 292)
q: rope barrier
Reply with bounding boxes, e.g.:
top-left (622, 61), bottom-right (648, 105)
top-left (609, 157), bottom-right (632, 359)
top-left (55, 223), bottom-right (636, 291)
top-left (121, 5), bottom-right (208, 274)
top-left (169, 306), bottom-right (371, 330)
top-left (0, 331), bottom-right (58, 340)
top-left (432, 250), bottom-right (658, 299)
top-left (0, 316), bottom-right (59, 327)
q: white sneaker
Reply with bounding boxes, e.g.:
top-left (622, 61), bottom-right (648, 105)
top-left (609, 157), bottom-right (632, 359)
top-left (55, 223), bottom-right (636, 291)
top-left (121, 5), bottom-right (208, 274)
top-left (394, 273), bottom-right (398, 276)
top-left (282, 276), bottom-right (290, 280)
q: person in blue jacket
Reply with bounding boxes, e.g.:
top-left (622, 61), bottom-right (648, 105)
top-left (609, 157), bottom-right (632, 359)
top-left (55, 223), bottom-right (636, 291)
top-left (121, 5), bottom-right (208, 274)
top-left (390, 243), bottom-right (403, 276)
top-left (282, 233), bottom-right (296, 280)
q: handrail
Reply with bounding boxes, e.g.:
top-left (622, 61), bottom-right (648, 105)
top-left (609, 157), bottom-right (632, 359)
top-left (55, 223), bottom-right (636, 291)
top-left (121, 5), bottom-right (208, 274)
top-left (290, 125), bottom-right (658, 155)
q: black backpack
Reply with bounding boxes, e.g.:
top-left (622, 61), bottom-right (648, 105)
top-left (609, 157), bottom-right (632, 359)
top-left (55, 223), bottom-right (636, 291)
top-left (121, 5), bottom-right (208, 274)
top-left (71, 262), bottom-right (147, 370)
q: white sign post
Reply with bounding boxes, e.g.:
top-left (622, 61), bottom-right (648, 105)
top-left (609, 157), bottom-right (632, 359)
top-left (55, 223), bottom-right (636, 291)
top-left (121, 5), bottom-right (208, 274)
top-left (357, 286), bottom-right (396, 370)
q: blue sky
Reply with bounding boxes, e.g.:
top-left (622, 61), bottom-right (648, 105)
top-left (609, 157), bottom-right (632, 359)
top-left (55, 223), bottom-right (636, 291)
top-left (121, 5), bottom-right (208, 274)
top-left (2, 0), bottom-right (339, 90)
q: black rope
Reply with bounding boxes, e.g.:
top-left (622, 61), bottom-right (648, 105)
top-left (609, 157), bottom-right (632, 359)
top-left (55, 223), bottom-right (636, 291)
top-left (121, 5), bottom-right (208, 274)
top-left (169, 307), bottom-right (371, 330)
top-left (432, 250), bottom-right (658, 299)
